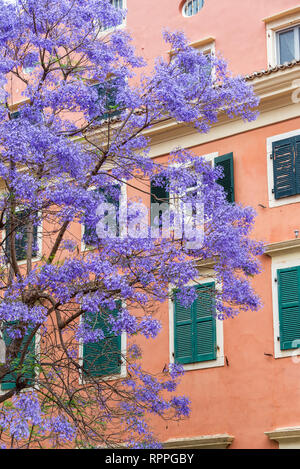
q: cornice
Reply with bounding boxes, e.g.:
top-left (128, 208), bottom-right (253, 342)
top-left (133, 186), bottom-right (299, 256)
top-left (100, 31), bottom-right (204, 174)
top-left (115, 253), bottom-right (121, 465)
top-left (265, 427), bottom-right (300, 442)
top-left (143, 65), bottom-right (300, 156)
top-left (163, 434), bottom-right (234, 449)
top-left (263, 6), bottom-right (300, 24)
top-left (264, 239), bottom-right (300, 256)
top-left (168, 36), bottom-right (215, 57)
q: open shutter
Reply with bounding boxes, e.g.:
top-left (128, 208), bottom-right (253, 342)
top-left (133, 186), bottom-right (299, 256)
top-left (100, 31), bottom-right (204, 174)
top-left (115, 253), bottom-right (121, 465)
top-left (215, 153), bottom-right (234, 203)
top-left (194, 283), bottom-right (217, 362)
top-left (83, 302), bottom-right (122, 377)
top-left (2, 323), bottom-right (36, 391)
top-left (273, 138), bottom-right (296, 199)
top-left (174, 293), bottom-right (194, 364)
top-left (278, 267), bottom-right (300, 351)
top-left (295, 135), bottom-right (300, 195)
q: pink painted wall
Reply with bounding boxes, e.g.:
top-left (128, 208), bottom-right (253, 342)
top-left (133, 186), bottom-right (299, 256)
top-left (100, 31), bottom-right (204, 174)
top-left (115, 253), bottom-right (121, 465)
top-left (126, 0), bottom-right (298, 76)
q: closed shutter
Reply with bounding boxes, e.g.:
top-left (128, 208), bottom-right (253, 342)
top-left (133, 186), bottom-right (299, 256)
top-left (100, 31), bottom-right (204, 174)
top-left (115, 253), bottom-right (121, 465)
top-left (278, 267), bottom-right (300, 351)
top-left (2, 322), bottom-right (36, 390)
top-left (214, 153), bottom-right (234, 203)
top-left (174, 283), bottom-right (216, 365)
top-left (273, 138), bottom-right (296, 199)
top-left (83, 302), bottom-right (122, 377)
top-left (194, 283), bottom-right (217, 362)
top-left (174, 294), bottom-right (194, 364)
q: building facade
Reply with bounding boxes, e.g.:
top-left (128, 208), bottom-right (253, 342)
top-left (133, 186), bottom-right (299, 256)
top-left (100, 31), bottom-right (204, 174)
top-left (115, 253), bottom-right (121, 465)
top-left (3, 0), bottom-right (300, 450)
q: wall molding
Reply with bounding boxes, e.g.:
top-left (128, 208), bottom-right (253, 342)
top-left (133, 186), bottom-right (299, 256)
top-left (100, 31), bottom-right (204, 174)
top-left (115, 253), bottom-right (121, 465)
top-left (163, 434), bottom-right (234, 449)
top-left (265, 427), bottom-right (300, 449)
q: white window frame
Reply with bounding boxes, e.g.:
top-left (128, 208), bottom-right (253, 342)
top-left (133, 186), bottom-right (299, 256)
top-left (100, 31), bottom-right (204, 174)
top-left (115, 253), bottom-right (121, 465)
top-left (182, 0), bottom-right (204, 18)
top-left (266, 129), bottom-right (300, 208)
top-left (265, 9), bottom-right (300, 68)
top-left (78, 300), bottom-right (127, 384)
top-left (276, 25), bottom-right (300, 65)
top-left (190, 38), bottom-right (216, 57)
top-left (270, 249), bottom-right (300, 359)
top-left (168, 271), bottom-right (224, 372)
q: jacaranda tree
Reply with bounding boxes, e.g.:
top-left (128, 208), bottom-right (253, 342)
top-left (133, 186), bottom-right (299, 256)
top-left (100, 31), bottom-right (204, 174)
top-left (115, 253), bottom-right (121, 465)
top-left (0, 0), bottom-right (262, 448)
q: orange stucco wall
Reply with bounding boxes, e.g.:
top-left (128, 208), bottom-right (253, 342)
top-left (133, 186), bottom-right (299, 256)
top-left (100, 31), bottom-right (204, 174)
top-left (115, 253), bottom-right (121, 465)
top-left (135, 117), bottom-right (300, 448)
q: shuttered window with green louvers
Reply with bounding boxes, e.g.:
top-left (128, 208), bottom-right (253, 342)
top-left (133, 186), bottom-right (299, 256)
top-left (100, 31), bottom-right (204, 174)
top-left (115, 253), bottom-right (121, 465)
top-left (174, 283), bottom-right (217, 364)
top-left (272, 136), bottom-right (300, 200)
top-left (278, 266), bottom-right (300, 351)
top-left (214, 153), bottom-right (234, 203)
top-left (1, 322), bottom-right (36, 391)
top-left (5, 210), bottom-right (39, 262)
top-left (82, 302), bottom-right (122, 377)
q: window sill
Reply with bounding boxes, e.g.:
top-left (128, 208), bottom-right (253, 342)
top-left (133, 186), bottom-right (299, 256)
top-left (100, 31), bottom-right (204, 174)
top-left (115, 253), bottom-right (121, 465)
top-left (181, 356), bottom-right (225, 372)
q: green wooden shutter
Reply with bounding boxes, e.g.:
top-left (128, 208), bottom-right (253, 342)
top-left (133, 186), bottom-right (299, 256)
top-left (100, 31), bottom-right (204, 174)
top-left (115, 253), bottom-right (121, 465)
top-left (150, 179), bottom-right (169, 228)
top-left (278, 267), bottom-right (300, 351)
top-left (2, 322), bottom-right (36, 391)
top-left (295, 135), bottom-right (300, 195)
top-left (83, 301), bottom-right (122, 377)
top-left (174, 293), bottom-right (194, 364)
top-left (174, 283), bottom-right (216, 365)
top-left (273, 138), bottom-right (296, 199)
top-left (215, 153), bottom-right (234, 203)
top-left (194, 283), bottom-right (217, 362)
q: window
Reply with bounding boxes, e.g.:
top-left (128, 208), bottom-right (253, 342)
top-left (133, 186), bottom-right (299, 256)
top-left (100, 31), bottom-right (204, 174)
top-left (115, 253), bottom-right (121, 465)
top-left (101, 0), bottom-right (125, 31)
top-left (90, 79), bottom-right (123, 122)
top-left (182, 0), bottom-right (204, 17)
top-left (111, 0), bottom-right (123, 9)
top-left (83, 185), bottom-right (121, 248)
top-left (5, 210), bottom-right (39, 262)
top-left (82, 303), bottom-right (122, 378)
top-left (277, 26), bottom-right (300, 64)
top-left (268, 247), bottom-right (300, 360)
top-left (277, 266), bottom-right (300, 351)
top-left (264, 7), bottom-right (300, 67)
top-left (1, 322), bottom-right (36, 391)
top-left (174, 283), bottom-right (217, 364)
top-left (272, 136), bottom-right (300, 200)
